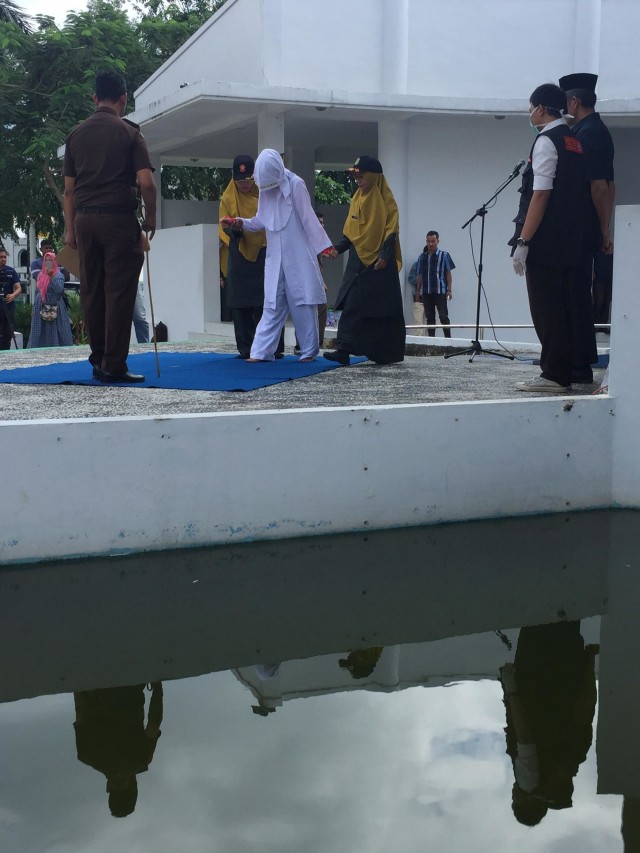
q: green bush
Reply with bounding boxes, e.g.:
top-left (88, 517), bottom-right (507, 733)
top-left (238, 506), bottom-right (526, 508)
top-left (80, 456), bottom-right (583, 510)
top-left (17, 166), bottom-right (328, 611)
top-left (65, 292), bottom-right (87, 344)
top-left (13, 301), bottom-right (32, 348)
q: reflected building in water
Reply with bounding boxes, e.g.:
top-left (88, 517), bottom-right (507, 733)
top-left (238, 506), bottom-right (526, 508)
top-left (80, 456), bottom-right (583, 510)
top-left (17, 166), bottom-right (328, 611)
top-left (0, 510), bottom-right (638, 849)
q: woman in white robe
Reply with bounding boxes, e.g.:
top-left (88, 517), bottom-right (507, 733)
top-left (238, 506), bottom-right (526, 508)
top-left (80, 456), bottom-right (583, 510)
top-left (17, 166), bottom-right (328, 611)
top-left (222, 149), bottom-right (332, 361)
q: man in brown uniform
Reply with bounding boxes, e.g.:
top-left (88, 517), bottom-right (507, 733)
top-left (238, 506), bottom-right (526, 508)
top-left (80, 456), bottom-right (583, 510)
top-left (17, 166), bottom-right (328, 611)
top-left (63, 70), bottom-right (156, 382)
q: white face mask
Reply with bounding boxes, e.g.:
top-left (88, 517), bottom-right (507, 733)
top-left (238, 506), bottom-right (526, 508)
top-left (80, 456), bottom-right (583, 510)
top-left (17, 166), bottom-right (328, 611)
top-left (529, 105), bottom-right (542, 133)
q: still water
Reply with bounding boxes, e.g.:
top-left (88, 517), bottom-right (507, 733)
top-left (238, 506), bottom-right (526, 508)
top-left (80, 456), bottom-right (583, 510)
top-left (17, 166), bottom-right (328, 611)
top-left (1, 511), bottom-right (637, 852)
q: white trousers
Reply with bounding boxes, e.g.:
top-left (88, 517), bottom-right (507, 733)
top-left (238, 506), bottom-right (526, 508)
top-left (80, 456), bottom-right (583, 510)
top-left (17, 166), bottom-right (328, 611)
top-left (251, 269), bottom-right (320, 360)
top-left (412, 300), bottom-right (426, 336)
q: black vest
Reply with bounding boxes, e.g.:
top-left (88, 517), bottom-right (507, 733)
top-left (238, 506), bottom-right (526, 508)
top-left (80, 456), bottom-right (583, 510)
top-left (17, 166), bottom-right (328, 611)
top-left (512, 124), bottom-right (589, 268)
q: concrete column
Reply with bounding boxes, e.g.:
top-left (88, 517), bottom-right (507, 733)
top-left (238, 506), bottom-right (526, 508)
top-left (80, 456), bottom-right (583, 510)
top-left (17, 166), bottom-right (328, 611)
top-left (596, 512), bottom-right (640, 797)
top-left (382, 0), bottom-right (410, 94)
top-left (284, 146), bottom-right (316, 199)
top-left (153, 158), bottom-right (162, 231)
top-left (258, 111), bottom-right (285, 154)
top-left (611, 205), bottom-right (640, 506)
top-left (378, 119), bottom-right (411, 319)
top-left (572, 0), bottom-right (601, 73)
top-left (28, 221), bottom-right (37, 303)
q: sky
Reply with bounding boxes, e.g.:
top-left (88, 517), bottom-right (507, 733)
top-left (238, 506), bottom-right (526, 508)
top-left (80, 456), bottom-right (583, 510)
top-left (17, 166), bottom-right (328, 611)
top-left (19, 0), bottom-right (136, 26)
top-left (20, 0), bottom-right (87, 24)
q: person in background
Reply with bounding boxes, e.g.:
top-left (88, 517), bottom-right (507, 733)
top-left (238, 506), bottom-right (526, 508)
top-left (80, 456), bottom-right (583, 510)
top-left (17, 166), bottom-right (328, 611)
top-left (31, 238), bottom-right (70, 287)
top-left (324, 155), bottom-right (405, 365)
top-left (27, 252), bottom-right (73, 348)
top-left (408, 259), bottom-right (425, 336)
top-left (416, 230), bottom-right (454, 338)
top-left (0, 247), bottom-right (21, 350)
top-left (221, 149), bottom-right (331, 362)
top-left (132, 280), bottom-right (150, 343)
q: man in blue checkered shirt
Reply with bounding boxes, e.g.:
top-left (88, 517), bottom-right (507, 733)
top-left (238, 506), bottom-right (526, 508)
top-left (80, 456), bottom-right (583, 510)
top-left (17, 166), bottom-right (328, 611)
top-left (416, 231), bottom-right (455, 338)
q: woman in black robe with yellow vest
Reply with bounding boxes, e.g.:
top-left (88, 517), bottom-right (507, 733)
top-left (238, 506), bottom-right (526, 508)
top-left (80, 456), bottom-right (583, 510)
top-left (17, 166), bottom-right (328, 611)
top-left (219, 155), bottom-right (283, 359)
top-left (324, 155), bottom-right (405, 365)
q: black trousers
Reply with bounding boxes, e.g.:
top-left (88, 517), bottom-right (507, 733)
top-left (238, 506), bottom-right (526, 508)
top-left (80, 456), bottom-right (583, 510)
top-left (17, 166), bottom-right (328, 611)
top-left (0, 300), bottom-right (15, 350)
top-left (75, 212), bottom-right (143, 374)
top-left (232, 305), bottom-right (284, 358)
top-left (593, 249), bottom-right (613, 328)
top-left (423, 294), bottom-right (451, 337)
top-left (526, 262), bottom-right (575, 387)
top-left (570, 260), bottom-right (598, 373)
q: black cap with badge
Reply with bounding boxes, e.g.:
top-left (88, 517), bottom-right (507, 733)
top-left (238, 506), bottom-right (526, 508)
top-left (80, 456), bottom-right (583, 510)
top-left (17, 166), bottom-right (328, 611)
top-left (232, 154), bottom-right (255, 180)
top-left (347, 155), bottom-right (383, 175)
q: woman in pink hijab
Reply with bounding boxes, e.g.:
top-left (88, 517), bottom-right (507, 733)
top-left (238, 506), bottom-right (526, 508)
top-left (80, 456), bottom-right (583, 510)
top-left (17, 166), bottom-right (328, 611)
top-left (28, 252), bottom-right (73, 348)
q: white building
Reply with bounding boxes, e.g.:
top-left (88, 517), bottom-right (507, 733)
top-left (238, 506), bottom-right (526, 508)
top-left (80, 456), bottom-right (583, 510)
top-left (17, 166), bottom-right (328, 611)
top-left (130, 0), bottom-right (640, 343)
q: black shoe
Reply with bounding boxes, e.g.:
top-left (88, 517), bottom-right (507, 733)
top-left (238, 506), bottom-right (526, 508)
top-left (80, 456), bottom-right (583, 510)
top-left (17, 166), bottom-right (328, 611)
top-left (571, 369), bottom-right (594, 384)
top-left (236, 353), bottom-right (250, 359)
top-left (99, 370), bottom-right (145, 383)
top-left (275, 352), bottom-right (285, 359)
top-left (92, 366), bottom-right (103, 380)
top-left (323, 350), bottom-right (349, 365)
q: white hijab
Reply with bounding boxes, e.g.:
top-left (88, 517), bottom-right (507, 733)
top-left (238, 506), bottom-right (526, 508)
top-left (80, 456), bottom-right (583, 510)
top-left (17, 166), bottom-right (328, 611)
top-left (254, 149), bottom-right (293, 232)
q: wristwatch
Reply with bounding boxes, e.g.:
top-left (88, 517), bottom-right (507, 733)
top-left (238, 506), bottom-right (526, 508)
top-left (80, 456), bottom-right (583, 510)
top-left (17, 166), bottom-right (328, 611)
top-left (516, 237), bottom-right (530, 247)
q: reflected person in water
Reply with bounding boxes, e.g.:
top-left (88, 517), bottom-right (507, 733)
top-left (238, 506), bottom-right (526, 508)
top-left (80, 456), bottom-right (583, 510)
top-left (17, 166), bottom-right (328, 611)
top-left (500, 622), bottom-right (598, 826)
top-left (73, 682), bottom-right (163, 817)
top-left (339, 646), bottom-right (384, 679)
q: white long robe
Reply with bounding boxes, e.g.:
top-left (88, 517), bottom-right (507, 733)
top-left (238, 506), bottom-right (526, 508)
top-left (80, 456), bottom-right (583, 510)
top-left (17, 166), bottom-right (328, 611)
top-left (240, 175), bottom-right (330, 310)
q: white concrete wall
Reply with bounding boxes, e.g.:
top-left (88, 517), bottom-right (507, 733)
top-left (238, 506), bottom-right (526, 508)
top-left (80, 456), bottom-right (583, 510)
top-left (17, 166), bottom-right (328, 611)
top-left (2, 198), bottom-right (638, 564)
top-left (0, 395), bottom-right (614, 565)
top-left (610, 205), bottom-right (639, 505)
top-left (161, 198), bottom-right (219, 229)
top-left (138, 0), bottom-right (640, 109)
top-left (404, 113), bottom-right (536, 340)
top-left (145, 224), bottom-right (219, 339)
top-left (135, 0), bottom-right (263, 106)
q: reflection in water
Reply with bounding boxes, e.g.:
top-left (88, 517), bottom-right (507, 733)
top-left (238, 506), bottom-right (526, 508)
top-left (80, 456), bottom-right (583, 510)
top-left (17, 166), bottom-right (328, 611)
top-left (0, 511), bottom-right (638, 851)
top-left (623, 798), bottom-right (640, 852)
top-left (74, 683), bottom-right (163, 817)
top-left (338, 647), bottom-right (384, 679)
top-left (501, 622), bottom-right (597, 826)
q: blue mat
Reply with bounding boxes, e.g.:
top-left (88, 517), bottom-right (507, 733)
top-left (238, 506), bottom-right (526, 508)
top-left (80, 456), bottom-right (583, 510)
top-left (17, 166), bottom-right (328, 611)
top-left (0, 351), bottom-right (366, 392)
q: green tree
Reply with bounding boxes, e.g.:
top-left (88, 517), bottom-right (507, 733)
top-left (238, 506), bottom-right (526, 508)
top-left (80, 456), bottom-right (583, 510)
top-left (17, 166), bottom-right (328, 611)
top-left (135, 0), bottom-right (227, 65)
top-left (0, 0), bottom-right (227, 238)
top-left (161, 164), bottom-right (231, 201)
top-left (315, 171), bottom-right (352, 206)
top-left (0, 0), bottom-right (30, 32)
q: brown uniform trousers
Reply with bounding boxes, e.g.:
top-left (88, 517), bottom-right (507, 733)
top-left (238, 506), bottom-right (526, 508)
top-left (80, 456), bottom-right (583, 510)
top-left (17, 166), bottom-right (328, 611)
top-left (75, 211), bottom-right (143, 374)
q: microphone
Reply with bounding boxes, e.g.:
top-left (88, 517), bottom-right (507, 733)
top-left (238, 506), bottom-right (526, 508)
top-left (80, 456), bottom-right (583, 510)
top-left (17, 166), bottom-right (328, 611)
top-left (510, 159), bottom-right (526, 177)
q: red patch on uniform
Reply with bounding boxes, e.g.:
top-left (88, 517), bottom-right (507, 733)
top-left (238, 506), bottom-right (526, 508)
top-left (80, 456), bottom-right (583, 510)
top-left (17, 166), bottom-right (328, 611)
top-left (564, 136), bottom-right (583, 154)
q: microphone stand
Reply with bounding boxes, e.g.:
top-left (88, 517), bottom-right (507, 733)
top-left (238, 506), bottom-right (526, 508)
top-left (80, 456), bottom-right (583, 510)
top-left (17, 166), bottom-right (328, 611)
top-left (445, 164), bottom-right (523, 362)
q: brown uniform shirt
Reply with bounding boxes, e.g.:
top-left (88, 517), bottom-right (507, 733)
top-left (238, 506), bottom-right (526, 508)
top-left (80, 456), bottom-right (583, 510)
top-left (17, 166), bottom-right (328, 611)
top-left (63, 106), bottom-right (154, 210)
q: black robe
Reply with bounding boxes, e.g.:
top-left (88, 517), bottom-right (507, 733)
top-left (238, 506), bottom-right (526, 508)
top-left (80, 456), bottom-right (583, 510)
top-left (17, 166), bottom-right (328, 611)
top-left (333, 234), bottom-right (405, 364)
top-left (224, 230), bottom-right (266, 309)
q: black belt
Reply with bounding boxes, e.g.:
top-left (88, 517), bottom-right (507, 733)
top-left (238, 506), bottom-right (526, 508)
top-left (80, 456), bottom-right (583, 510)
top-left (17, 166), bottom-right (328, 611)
top-left (76, 205), bottom-right (135, 215)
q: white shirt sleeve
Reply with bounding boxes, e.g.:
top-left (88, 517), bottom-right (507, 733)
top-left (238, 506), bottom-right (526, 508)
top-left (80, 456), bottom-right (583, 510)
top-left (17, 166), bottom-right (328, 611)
top-left (292, 178), bottom-right (332, 255)
top-left (239, 215), bottom-right (265, 232)
top-left (531, 135), bottom-right (558, 191)
top-left (514, 742), bottom-right (540, 792)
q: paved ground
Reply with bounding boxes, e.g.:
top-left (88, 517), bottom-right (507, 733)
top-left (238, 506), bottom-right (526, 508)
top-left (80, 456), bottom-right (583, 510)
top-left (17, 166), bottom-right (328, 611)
top-left (0, 339), bottom-right (606, 421)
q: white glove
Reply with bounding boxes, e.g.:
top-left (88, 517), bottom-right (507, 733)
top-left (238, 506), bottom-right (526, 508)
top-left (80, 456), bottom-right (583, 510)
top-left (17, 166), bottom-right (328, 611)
top-left (512, 245), bottom-right (529, 277)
